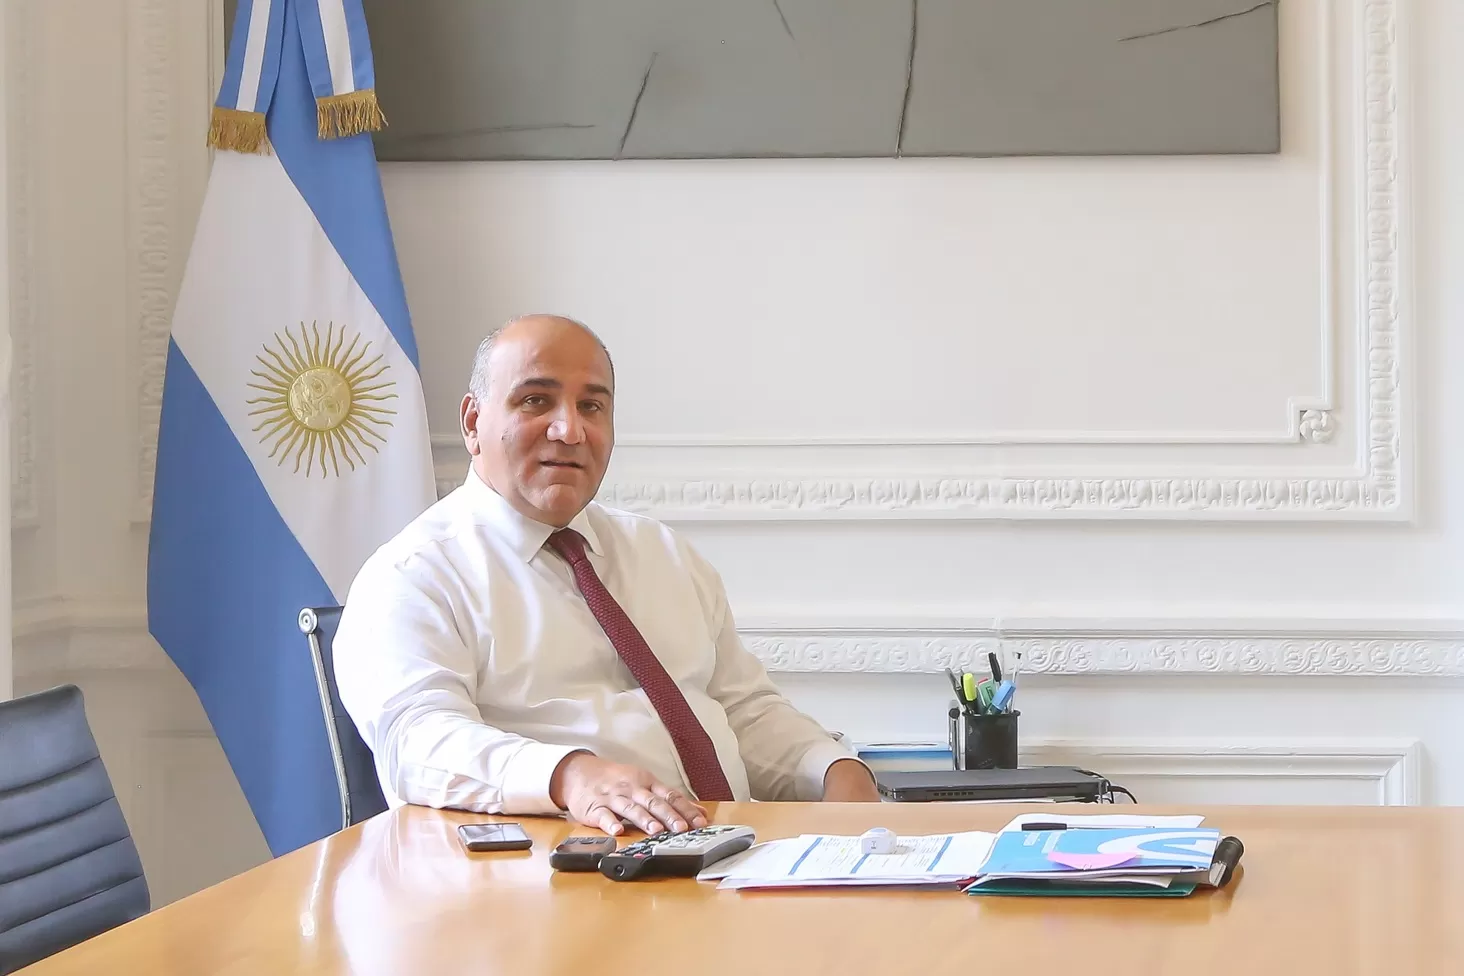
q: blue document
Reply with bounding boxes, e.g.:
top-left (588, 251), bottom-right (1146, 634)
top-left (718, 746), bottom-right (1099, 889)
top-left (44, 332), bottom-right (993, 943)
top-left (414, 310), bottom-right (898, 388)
top-left (967, 827), bottom-right (1221, 897)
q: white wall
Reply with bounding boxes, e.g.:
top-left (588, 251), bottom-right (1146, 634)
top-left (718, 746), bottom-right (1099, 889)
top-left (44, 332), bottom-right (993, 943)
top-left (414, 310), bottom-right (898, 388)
top-left (0, 0), bottom-right (11, 702)
top-left (10, 0), bottom-right (1463, 906)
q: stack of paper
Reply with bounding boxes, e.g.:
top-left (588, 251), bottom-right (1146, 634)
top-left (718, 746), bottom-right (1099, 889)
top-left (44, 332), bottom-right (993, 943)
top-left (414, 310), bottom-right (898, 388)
top-left (698, 830), bottom-right (997, 891)
top-left (966, 814), bottom-right (1219, 898)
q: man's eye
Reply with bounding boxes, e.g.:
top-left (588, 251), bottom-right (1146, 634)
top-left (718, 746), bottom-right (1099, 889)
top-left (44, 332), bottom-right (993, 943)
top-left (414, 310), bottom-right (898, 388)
top-left (522, 395), bottom-right (548, 407)
top-left (580, 401), bottom-right (602, 413)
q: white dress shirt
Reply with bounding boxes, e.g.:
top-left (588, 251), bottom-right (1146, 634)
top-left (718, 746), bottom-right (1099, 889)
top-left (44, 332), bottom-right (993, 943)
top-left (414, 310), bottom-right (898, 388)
top-left (333, 468), bottom-right (856, 814)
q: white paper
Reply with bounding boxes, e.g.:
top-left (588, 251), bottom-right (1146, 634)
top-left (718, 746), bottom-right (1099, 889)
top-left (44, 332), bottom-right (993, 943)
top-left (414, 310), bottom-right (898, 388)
top-left (791, 833), bottom-right (982, 878)
top-left (998, 813), bottom-right (1206, 833)
top-left (709, 831), bottom-right (996, 890)
top-left (695, 841), bottom-right (795, 881)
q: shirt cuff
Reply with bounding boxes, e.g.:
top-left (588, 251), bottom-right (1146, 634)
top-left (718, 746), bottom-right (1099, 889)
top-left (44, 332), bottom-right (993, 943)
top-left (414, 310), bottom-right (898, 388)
top-left (795, 739), bottom-right (868, 801)
top-left (497, 742), bottom-right (588, 815)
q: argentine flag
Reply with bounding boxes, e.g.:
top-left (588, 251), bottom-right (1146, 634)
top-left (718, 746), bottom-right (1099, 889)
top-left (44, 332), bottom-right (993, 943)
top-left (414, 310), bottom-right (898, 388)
top-left (147, 0), bottom-right (435, 856)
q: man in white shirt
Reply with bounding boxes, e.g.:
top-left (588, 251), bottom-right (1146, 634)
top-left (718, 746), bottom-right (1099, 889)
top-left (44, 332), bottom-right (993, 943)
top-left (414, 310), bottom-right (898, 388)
top-left (335, 314), bottom-right (879, 836)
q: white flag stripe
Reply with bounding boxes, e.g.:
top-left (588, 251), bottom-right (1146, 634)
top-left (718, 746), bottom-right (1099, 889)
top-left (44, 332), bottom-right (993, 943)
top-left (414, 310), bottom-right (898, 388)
top-left (318, 0), bottom-right (355, 96)
top-left (236, 0), bottom-right (273, 113)
top-left (170, 149), bottom-right (435, 600)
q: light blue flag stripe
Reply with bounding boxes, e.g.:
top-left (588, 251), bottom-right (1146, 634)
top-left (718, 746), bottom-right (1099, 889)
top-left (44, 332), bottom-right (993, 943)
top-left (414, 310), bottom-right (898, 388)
top-left (296, 0), bottom-right (374, 97)
top-left (293, 0), bottom-right (332, 100)
top-left (149, 342), bottom-right (341, 857)
top-left (250, 1), bottom-right (288, 116)
top-left (215, 0), bottom-right (287, 116)
top-left (214, 0), bottom-right (253, 111)
top-left (275, 0), bottom-right (416, 363)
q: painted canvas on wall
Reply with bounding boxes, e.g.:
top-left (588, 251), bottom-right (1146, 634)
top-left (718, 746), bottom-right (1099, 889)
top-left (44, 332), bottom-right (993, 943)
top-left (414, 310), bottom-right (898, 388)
top-left (229, 0), bottom-right (1280, 159)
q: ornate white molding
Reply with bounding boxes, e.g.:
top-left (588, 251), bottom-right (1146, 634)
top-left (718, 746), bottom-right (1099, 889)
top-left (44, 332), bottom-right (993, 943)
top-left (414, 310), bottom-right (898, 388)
top-left (593, 474), bottom-right (1398, 520)
top-left (744, 628), bottom-right (1464, 676)
top-left (430, 446), bottom-right (1392, 519)
top-left (1360, 0), bottom-right (1404, 519)
top-left (14, 599), bottom-right (1464, 679)
top-left (129, 0), bottom-right (178, 522)
top-left (7, 0), bottom-right (37, 528)
top-left (1298, 408), bottom-right (1336, 444)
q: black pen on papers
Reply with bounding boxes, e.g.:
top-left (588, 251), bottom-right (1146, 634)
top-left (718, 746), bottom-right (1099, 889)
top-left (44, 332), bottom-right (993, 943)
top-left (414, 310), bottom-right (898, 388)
top-left (1020, 822), bottom-right (1070, 832)
top-left (988, 651), bottom-right (1003, 684)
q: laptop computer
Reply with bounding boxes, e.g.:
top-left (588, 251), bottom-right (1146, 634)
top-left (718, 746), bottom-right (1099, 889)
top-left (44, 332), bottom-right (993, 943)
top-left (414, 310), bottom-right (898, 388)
top-left (875, 766), bottom-right (1110, 803)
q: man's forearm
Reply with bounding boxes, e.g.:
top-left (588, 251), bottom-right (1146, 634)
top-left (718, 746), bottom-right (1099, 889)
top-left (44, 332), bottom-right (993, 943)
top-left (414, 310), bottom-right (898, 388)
top-left (821, 757), bottom-right (881, 802)
top-left (375, 706), bottom-right (583, 814)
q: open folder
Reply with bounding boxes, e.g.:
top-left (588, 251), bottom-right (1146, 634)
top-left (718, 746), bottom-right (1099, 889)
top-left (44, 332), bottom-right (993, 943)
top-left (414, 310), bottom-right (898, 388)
top-left (965, 815), bottom-right (1238, 898)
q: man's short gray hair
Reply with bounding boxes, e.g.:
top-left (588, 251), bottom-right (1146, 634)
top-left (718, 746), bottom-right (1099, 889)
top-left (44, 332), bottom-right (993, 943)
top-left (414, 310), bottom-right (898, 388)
top-left (467, 314), bottom-right (614, 401)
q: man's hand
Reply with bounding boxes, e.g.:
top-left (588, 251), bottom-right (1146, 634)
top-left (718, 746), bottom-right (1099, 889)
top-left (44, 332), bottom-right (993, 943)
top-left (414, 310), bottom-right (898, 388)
top-left (549, 752), bottom-right (710, 836)
top-left (821, 758), bottom-right (881, 802)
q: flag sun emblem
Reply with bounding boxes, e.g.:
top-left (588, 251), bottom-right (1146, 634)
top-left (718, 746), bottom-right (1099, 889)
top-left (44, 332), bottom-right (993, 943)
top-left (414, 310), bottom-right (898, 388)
top-left (247, 322), bottom-right (398, 477)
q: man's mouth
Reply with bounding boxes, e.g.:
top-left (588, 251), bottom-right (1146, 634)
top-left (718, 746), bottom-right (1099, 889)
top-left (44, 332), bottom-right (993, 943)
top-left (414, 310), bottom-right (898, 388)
top-left (541, 460), bottom-right (584, 470)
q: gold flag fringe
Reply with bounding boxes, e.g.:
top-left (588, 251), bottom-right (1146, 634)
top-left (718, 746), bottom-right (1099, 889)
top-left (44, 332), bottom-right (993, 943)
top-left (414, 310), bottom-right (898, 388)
top-left (206, 106), bottom-right (271, 155)
top-left (316, 89), bottom-right (386, 140)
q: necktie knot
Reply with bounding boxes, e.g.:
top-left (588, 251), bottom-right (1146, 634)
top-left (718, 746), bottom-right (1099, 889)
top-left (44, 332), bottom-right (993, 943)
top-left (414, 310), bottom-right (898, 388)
top-left (547, 528), bottom-right (589, 566)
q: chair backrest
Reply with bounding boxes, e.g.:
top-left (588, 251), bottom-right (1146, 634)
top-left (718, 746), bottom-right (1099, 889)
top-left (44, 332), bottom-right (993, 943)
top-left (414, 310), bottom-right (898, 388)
top-left (298, 606), bottom-right (389, 830)
top-left (0, 684), bottom-right (149, 974)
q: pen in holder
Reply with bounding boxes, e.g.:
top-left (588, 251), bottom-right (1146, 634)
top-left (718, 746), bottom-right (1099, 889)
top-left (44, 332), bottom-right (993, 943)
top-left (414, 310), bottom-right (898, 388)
top-left (950, 708), bottom-right (1020, 770)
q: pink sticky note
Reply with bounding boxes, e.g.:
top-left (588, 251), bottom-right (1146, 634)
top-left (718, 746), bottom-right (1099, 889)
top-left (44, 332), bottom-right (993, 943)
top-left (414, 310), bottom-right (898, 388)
top-left (1047, 851), bottom-right (1136, 871)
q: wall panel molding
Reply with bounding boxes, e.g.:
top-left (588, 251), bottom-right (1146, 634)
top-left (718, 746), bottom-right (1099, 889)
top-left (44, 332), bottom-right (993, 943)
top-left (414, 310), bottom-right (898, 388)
top-left (1024, 737), bottom-right (1422, 805)
top-left (15, 600), bottom-right (1464, 679)
top-left (745, 626), bottom-right (1464, 676)
top-left (570, 0), bottom-right (1405, 521)
top-left (128, 0), bottom-right (181, 523)
top-left (12, 597), bottom-right (160, 679)
top-left (415, 0), bottom-right (1405, 523)
top-left (7, 0), bottom-right (37, 529)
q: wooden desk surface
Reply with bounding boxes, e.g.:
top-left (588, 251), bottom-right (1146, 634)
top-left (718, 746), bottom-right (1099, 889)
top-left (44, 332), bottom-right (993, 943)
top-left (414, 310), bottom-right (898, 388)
top-left (19, 802), bottom-right (1464, 976)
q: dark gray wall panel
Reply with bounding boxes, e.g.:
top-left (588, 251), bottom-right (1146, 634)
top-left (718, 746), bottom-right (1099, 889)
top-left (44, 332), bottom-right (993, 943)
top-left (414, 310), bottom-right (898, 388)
top-left (365, 0), bottom-right (914, 160)
top-left (226, 0), bottom-right (1280, 159)
top-left (901, 0), bottom-right (1280, 156)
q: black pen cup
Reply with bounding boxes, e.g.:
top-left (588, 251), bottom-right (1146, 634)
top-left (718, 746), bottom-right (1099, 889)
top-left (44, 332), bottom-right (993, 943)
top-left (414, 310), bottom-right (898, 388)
top-left (950, 710), bottom-right (1020, 770)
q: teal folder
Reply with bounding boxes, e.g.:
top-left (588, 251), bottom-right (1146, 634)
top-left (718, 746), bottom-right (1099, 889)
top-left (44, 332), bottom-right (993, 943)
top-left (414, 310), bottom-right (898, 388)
top-left (965, 826), bottom-right (1222, 898)
top-left (967, 879), bottom-right (1198, 898)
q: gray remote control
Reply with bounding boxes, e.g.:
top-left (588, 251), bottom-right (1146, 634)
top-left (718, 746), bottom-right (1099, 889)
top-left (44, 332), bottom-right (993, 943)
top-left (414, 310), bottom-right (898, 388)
top-left (597, 825), bottom-right (756, 881)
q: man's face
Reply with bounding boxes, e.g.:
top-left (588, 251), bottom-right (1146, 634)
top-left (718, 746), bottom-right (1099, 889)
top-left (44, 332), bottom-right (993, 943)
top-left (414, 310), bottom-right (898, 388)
top-left (461, 319), bottom-right (615, 527)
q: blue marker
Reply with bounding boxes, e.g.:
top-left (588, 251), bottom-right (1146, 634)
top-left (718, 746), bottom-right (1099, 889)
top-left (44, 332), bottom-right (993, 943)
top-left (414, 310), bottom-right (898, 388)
top-left (990, 679), bottom-right (1016, 713)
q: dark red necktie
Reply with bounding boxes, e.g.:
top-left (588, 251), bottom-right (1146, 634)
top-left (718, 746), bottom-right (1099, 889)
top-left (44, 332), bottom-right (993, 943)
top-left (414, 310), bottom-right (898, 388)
top-left (548, 529), bottom-right (735, 802)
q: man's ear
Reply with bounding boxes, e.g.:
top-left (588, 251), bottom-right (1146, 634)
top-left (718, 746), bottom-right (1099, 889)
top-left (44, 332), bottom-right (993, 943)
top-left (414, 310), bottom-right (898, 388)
top-left (460, 393), bottom-right (482, 456)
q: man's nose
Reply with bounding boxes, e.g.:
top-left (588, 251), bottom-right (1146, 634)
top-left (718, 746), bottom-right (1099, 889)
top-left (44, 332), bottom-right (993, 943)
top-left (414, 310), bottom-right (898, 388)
top-left (546, 408), bottom-right (585, 444)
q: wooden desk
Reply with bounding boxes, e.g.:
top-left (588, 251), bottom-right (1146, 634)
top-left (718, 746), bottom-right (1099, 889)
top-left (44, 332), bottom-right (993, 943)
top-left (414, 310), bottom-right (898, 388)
top-left (19, 802), bottom-right (1464, 975)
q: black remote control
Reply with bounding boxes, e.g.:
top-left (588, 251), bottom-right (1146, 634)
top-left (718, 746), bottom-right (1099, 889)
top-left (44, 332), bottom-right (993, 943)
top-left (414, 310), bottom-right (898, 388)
top-left (549, 835), bottom-right (618, 872)
top-left (598, 825), bottom-right (756, 881)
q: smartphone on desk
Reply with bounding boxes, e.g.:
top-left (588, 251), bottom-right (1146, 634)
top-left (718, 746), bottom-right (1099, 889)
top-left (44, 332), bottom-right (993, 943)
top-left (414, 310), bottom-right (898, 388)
top-left (458, 822), bottom-right (533, 852)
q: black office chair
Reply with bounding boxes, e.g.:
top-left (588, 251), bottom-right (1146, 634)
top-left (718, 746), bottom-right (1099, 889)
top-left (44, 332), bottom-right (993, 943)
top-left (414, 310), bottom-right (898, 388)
top-left (0, 684), bottom-right (150, 974)
top-left (298, 605), bottom-right (389, 830)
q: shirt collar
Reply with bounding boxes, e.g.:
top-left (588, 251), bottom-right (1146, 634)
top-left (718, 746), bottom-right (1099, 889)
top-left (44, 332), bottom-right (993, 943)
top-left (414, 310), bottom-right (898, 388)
top-left (460, 466), bottom-right (603, 562)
